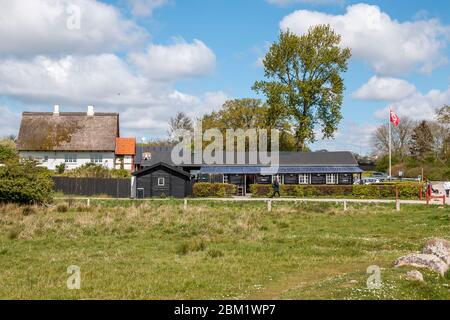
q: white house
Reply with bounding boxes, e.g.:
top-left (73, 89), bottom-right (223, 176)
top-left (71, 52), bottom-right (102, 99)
top-left (17, 105), bottom-right (119, 171)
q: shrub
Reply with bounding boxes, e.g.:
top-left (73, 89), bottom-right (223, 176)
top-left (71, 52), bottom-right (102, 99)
top-left (0, 139), bottom-right (18, 164)
top-left (0, 160), bottom-right (54, 205)
top-left (55, 163), bottom-right (66, 174)
top-left (193, 183), bottom-right (236, 198)
top-left (56, 204), bottom-right (69, 213)
top-left (250, 184), bottom-right (353, 198)
top-left (61, 163), bottom-right (131, 178)
top-left (250, 183), bottom-right (423, 199)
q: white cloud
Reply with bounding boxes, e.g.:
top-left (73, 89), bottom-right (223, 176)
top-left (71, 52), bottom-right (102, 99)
top-left (128, 39), bottom-right (216, 81)
top-left (0, 0), bottom-right (147, 56)
top-left (268, 0), bottom-right (342, 6)
top-left (0, 55), bottom-right (152, 106)
top-left (121, 91), bottom-right (229, 134)
top-left (375, 86), bottom-right (450, 121)
top-left (280, 3), bottom-right (450, 76)
top-left (0, 53), bottom-right (227, 137)
top-left (127, 0), bottom-right (168, 17)
top-left (312, 121), bottom-right (377, 154)
top-left (352, 76), bottom-right (417, 101)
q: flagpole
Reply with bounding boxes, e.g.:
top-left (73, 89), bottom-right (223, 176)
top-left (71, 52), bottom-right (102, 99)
top-left (389, 110), bottom-right (392, 180)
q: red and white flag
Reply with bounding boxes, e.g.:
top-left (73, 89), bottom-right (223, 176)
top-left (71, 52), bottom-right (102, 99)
top-left (390, 110), bottom-right (399, 126)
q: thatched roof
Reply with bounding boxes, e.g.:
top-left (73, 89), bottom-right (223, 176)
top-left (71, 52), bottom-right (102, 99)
top-left (17, 112), bottom-right (119, 152)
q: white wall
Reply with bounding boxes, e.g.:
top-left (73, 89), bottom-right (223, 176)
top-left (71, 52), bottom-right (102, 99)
top-left (20, 151), bottom-right (115, 171)
top-left (114, 155), bottom-right (134, 171)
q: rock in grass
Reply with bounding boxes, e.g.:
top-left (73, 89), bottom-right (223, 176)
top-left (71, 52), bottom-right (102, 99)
top-left (395, 253), bottom-right (448, 277)
top-left (421, 238), bottom-right (450, 265)
top-left (406, 270), bottom-right (424, 282)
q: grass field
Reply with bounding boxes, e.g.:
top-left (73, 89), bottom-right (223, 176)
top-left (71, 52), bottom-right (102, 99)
top-left (0, 200), bottom-right (450, 300)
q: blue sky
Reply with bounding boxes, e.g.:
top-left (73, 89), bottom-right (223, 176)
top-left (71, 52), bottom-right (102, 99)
top-left (0, 0), bottom-right (449, 155)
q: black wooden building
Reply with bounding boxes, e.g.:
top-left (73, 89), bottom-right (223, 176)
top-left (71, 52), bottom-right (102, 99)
top-left (132, 162), bottom-right (192, 198)
top-left (132, 147), bottom-right (363, 198)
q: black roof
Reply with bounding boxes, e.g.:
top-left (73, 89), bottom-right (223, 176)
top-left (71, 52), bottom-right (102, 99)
top-left (133, 162), bottom-right (191, 179)
top-left (135, 146), bottom-right (359, 167)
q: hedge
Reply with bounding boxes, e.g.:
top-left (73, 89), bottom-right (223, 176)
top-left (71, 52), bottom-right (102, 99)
top-left (0, 160), bottom-right (54, 204)
top-left (193, 183), bottom-right (236, 198)
top-left (250, 183), bottom-right (424, 199)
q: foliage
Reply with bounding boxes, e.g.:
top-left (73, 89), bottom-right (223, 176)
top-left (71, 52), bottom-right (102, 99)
top-left (55, 163), bottom-right (66, 174)
top-left (61, 163), bottom-right (131, 178)
top-left (201, 98), bottom-right (297, 151)
top-left (0, 138), bottom-right (18, 164)
top-left (193, 183), bottom-right (236, 198)
top-left (0, 159), bottom-right (54, 204)
top-left (250, 183), bottom-right (423, 199)
top-left (410, 121), bottom-right (434, 161)
top-left (253, 25), bottom-right (351, 151)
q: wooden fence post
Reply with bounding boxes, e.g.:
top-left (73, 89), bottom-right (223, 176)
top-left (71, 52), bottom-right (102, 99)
top-left (267, 200), bottom-right (272, 212)
top-left (87, 198), bottom-right (90, 207)
top-left (184, 199), bottom-right (188, 211)
top-left (343, 200), bottom-right (347, 211)
top-left (396, 200), bottom-right (400, 212)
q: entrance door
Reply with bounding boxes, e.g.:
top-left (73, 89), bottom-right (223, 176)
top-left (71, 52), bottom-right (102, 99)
top-left (137, 188), bottom-right (144, 199)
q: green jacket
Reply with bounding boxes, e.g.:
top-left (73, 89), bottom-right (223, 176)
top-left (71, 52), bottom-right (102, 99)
top-left (272, 181), bottom-right (280, 191)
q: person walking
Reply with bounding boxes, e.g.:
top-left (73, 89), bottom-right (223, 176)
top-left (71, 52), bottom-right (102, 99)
top-left (271, 177), bottom-right (280, 198)
top-left (444, 180), bottom-right (450, 197)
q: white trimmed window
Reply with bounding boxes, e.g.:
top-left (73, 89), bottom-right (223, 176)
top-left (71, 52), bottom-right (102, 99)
top-left (90, 154), bottom-right (103, 163)
top-left (64, 154), bottom-right (77, 163)
top-left (326, 174), bottom-right (338, 185)
top-left (298, 174), bottom-right (310, 185)
top-left (158, 177), bottom-right (165, 186)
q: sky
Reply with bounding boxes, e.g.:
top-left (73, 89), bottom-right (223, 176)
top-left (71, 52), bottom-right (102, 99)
top-left (0, 0), bottom-right (449, 155)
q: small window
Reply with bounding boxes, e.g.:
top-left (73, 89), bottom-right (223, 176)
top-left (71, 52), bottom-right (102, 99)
top-left (326, 174), bottom-right (338, 185)
top-left (90, 154), bottom-right (103, 163)
top-left (64, 154), bottom-right (77, 163)
top-left (298, 174), bottom-right (310, 185)
top-left (158, 177), bottom-right (165, 186)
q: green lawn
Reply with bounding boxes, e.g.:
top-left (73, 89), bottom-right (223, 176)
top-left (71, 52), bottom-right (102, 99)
top-left (0, 201), bottom-right (449, 299)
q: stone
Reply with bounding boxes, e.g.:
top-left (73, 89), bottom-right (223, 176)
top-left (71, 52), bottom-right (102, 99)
top-left (421, 238), bottom-right (450, 265)
top-left (405, 270), bottom-right (424, 282)
top-left (394, 253), bottom-right (448, 277)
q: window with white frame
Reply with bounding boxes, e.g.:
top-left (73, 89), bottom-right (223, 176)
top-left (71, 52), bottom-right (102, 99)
top-left (64, 154), bottom-right (77, 163)
top-left (158, 177), bottom-right (165, 186)
top-left (298, 174), bottom-right (310, 185)
top-left (90, 153), bottom-right (103, 163)
top-left (326, 174), bottom-right (338, 185)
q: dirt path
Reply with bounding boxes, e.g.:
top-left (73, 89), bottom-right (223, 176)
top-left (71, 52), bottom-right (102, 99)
top-left (248, 260), bottom-right (385, 300)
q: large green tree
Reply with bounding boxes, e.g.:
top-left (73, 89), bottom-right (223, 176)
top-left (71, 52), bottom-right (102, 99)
top-left (201, 98), bottom-right (297, 151)
top-left (253, 25), bottom-right (352, 151)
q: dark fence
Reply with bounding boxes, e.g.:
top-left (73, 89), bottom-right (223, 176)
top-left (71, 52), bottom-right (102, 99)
top-left (53, 177), bottom-right (131, 198)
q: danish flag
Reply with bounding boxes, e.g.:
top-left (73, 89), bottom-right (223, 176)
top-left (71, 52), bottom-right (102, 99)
top-left (390, 110), bottom-right (399, 126)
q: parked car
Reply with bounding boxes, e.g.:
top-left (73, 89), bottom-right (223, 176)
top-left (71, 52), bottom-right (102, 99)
top-left (354, 177), bottom-right (381, 185)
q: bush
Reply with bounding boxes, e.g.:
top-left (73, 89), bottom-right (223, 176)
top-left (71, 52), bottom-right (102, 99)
top-left (0, 160), bottom-right (54, 204)
top-left (193, 183), bottom-right (236, 198)
top-left (250, 183), bottom-right (423, 199)
top-left (0, 139), bottom-right (18, 164)
top-left (61, 163), bottom-right (131, 178)
top-left (250, 184), bottom-right (353, 198)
